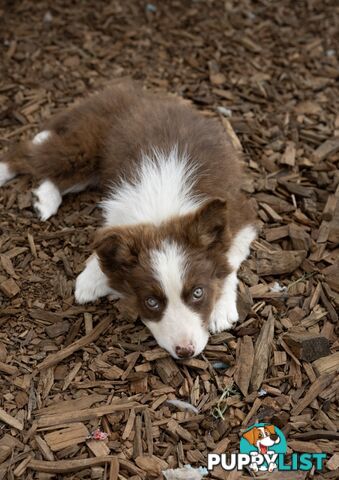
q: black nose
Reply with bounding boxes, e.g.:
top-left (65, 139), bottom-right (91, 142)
top-left (175, 344), bottom-right (194, 358)
top-left (271, 434), bottom-right (278, 441)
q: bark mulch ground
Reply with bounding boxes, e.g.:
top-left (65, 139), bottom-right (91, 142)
top-left (0, 1), bottom-right (338, 479)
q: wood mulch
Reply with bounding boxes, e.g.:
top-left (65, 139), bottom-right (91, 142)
top-left (0, 1), bottom-right (338, 479)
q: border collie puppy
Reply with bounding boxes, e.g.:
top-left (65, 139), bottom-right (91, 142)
top-left (0, 81), bottom-right (256, 359)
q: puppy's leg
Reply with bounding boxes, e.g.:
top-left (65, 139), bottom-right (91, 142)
top-left (31, 120), bottom-right (102, 220)
top-left (0, 132), bottom-right (58, 188)
top-left (209, 225), bottom-right (257, 334)
top-left (209, 272), bottom-right (239, 333)
top-left (75, 255), bottom-right (120, 304)
top-left (32, 179), bottom-right (62, 221)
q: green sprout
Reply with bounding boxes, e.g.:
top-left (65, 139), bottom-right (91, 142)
top-left (212, 384), bottom-right (239, 420)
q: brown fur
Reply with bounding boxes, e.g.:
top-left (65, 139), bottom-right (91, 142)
top-left (3, 80), bottom-right (253, 236)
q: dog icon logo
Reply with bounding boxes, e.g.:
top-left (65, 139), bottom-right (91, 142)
top-left (240, 423), bottom-right (287, 472)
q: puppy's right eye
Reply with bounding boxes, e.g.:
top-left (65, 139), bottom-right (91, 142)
top-left (145, 296), bottom-right (160, 310)
top-left (192, 286), bottom-right (204, 300)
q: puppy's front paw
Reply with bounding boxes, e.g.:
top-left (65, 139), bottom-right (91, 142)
top-left (209, 300), bottom-right (239, 334)
top-left (75, 272), bottom-right (101, 304)
top-left (249, 463), bottom-right (259, 472)
top-left (75, 271), bottom-right (115, 304)
top-left (268, 463), bottom-right (277, 472)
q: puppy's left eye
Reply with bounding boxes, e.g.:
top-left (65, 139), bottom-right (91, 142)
top-left (145, 296), bottom-right (160, 310)
top-left (192, 287), bottom-right (204, 300)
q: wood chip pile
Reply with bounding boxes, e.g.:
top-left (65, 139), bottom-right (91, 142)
top-left (0, 1), bottom-right (338, 479)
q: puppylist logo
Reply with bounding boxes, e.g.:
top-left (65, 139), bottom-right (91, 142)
top-left (208, 423), bottom-right (326, 473)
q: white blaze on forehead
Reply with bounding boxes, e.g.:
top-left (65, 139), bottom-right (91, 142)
top-left (32, 130), bottom-right (51, 145)
top-left (151, 240), bottom-right (187, 298)
top-left (145, 240), bottom-right (209, 359)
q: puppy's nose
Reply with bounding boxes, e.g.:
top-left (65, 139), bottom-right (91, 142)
top-left (175, 344), bottom-right (195, 358)
top-left (271, 434), bottom-right (278, 441)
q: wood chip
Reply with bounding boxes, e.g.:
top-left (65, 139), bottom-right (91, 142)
top-left (283, 332), bottom-right (330, 362)
top-left (327, 454), bottom-right (339, 471)
top-left (87, 439), bottom-right (110, 457)
top-left (312, 137), bottom-right (339, 162)
top-left (234, 335), bottom-right (254, 396)
top-left (256, 250), bottom-right (306, 275)
top-left (280, 141), bottom-right (296, 166)
top-left (135, 455), bottom-right (168, 477)
top-left (36, 401), bottom-right (143, 428)
top-left (312, 352), bottom-right (339, 375)
top-left (44, 423), bottom-right (89, 452)
top-left (109, 458), bottom-right (119, 480)
top-left (0, 407), bottom-right (24, 431)
top-left (0, 278), bottom-right (20, 297)
top-left (291, 373), bottom-right (335, 415)
top-left (322, 262), bottom-right (339, 292)
top-left (28, 457), bottom-right (122, 474)
top-left (155, 357), bottom-right (184, 388)
top-left (250, 314), bottom-right (274, 391)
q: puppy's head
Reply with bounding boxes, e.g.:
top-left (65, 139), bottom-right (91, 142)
top-left (243, 425), bottom-right (280, 453)
top-left (94, 198), bottom-right (231, 358)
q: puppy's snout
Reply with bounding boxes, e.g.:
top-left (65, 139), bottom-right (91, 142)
top-left (270, 434), bottom-right (279, 442)
top-left (175, 343), bottom-right (195, 358)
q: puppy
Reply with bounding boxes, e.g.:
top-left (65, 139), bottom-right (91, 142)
top-left (0, 81), bottom-right (256, 359)
top-left (243, 425), bottom-right (280, 472)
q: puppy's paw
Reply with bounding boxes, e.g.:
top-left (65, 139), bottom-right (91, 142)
top-left (33, 180), bottom-right (62, 221)
top-left (209, 300), bottom-right (239, 334)
top-left (75, 255), bottom-right (118, 304)
top-left (33, 199), bottom-right (58, 221)
top-left (268, 463), bottom-right (277, 472)
top-left (75, 272), bottom-right (101, 304)
top-left (0, 163), bottom-right (16, 187)
top-left (249, 463), bottom-right (259, 472)
top-left (75, 271), bottom-right (114, 304)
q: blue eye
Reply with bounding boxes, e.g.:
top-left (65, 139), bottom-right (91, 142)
top-left (192, 287), bottom-right (204, 300)
top-left (145, 296), bottom-right (160, 310)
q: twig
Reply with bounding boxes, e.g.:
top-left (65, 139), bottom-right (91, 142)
top-left (36, 316), bottom-right (112, 370)
top-left (212, 384), bottom-right (238, 420)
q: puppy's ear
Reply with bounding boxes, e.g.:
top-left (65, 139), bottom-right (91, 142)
top-left (265, 425), bottom-right (275, 435)
top-left (189, 198), bottom-right (228, 248)
top-left (93, 227), bottom-right (139, 272)
top-left (243, 428), bottom-right (256, 446)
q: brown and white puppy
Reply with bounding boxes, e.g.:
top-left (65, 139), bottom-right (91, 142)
top-left (0, 81), bottom-right (256, 359)
top-left (243, 425), bottom-right (280, 455)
